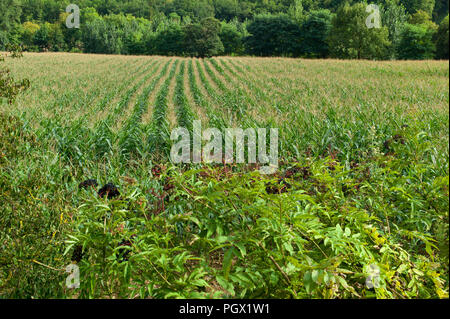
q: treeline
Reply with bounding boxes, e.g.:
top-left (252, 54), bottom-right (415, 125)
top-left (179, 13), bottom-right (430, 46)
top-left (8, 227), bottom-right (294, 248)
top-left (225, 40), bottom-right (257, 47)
top-left (1, 0), bottom-right (449, 59)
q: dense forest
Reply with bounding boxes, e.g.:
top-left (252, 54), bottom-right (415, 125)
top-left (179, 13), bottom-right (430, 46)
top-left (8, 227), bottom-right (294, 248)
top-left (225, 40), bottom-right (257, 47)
top-left (1, 0), bottom-right (449, 59)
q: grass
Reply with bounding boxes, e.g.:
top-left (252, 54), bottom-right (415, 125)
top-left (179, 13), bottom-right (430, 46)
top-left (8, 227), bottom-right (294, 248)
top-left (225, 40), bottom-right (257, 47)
top-left (0, 53), bottom-right (448, 299)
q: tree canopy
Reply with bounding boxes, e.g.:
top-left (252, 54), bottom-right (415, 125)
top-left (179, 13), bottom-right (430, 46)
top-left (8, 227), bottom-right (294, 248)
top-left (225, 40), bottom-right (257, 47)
top-left (0, 0), bottom-right (448, 59)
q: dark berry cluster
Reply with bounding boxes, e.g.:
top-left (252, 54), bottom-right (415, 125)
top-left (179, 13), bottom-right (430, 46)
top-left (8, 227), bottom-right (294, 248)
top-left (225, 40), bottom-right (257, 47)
top-left (98, 183), bottom-right (121, 199)
top-left (79, 179), bottom-right (121, 199)
top-left (265, 178), bottom-right (291, 194)
top-left (71, 245), bottom-right (83, 263)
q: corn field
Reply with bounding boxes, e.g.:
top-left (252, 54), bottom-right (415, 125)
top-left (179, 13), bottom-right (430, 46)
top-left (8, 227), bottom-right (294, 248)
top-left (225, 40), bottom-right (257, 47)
top-left (0, 53), bottom-right (448, 299)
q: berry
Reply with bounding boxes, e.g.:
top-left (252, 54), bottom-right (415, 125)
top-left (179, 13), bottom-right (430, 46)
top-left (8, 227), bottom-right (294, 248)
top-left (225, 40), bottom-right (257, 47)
top-left (71, 245), bottom-right (83, 263)
top-left (98, 183), bottom-right (120, 199)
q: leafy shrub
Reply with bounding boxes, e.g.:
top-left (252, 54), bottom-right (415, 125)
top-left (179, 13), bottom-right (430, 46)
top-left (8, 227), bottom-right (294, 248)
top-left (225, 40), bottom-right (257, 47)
top-left (396, 23), bottom-right (436, 60)
top-left (0, 51), bottom-right (30, 104)
top-left (66, 126), bottom-right (449, 298)
top-left (0, 114), bottom-right (72, 298)
top-left (435, 15), bottom-right (449, 59)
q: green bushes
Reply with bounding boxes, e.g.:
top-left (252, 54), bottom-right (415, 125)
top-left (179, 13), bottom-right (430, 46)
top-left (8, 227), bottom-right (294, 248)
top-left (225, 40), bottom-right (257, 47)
top-left (219, 21), bottom-right (245, 56)
top-left (1, 55), bottom-right (448, 298)
top-left (245, 14), bottom-right (302, 57)
top-left (65, 130), bottom-right (449, 298)
top-left (300, 10), bottom-right (332, 58)
top-left (65, 188), bottom-right (211, 298)
top-left (183, 18), bottom-right (224, 58)
top-left (151, 24), bottom-right (185, 56)
top-left (0, 53), bottom-right (30, 105)
top-left (0, 114), bottom-right (71, 298)
top-left (396, 23), bottom-right (436, 59)
top-left (435, 15), bottom-right (449, 59)
top-left (328, 3), bottom-right (391, 60)
top-left (7, 1), bottom-right (450, 60)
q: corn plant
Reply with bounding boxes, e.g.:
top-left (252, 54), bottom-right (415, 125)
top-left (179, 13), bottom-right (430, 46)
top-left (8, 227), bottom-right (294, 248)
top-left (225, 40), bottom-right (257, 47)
top-left (146, 60), bottom-right (179, 158)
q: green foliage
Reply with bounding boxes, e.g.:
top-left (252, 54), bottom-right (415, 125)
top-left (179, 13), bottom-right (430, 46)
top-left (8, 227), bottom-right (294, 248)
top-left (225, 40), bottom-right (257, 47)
top-left (328, 2), bottom-right (391, 60)
top-left (433, 0), bottom-right (449, 22)
top-left (6, 0), bottom-right (449, 59)
top-left (82, 18), bottom-right (123, 54)
top-left (183, 17), bottom-right (224, 58)
top-left (214, 0), bottom-right (246, 21)
top-left (63, 125), bottom-right (449, 298)
top-left (400, 0), bottom-right (436, 16)
top-left (380, 0), bottom-right (409, 58)
top-left (219, 21), bottom-right (245, 56)
top-left (34, 21), bottom-right (66, 52)
top-left (0, 114), bottom-right (70, 298)
top-left (0, 52), bottom-right (30, 105)
top-left (409, 9), bottom-right (436, 25)
top-left (396, 23), bottom-right (436, 59)
top-left (152, 24), bottom-right (185, 56)
top-left (299, 9), bottom-right (333, 58)
top-left (435, 15), bottom-right (449, 59)
top-left (20, 21), bottom-right (41, 49)
top-left (0, 0), bottom-right (22, 49)
top-left (245, 14), bottom-right (302, 57)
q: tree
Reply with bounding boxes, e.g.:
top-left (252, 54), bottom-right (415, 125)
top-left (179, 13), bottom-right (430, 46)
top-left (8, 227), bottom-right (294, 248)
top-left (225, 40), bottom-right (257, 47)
top-left (122, 18), bottom-right (150, 55)
top-left (396, 23), bottom-right (436, 59)
top-left (183, 17), bottom-right (224, 58)
top-left (20, 0), bottom-right (45, 22)
top-left (435, 14), bottom-right (449, 59)
top-left (1, 0), bottom-right (446, 59)
top-left (288, 0), bottom-right (305, 23)
top-left (219, 21), bottom-right (244, 55)
top-left (381, 0), bottom-right (409, 58)
top-left (409, 9), bottom-right (438, 29)
top-left (162, 0), bottom-right (215, 21)
top-left (20, 21), bottom-right (40, 49)
top-left (327, 2), bottom-right (391, 59)
top-left (1, 51), bottom-right (30, 105)
top-left (0, 0), bottom-right (22, 48)
top-left (214, 0), bottom-right (240, 21)
top-left (245, 14), bottom-right (302, 57)
top-left (33, 22), bottom-right (66, 52)
top-left (82, 18), bottom-right (124, 54)
top-left (59, 12), bottom-right (83, 52)
top-left (300, 9), bottom-right (332, 58)
top-left (400, 0), bottom-right (436, 16)
top-left (120, 0), bottom-right (151, 18)
top-left (152, 23), bottom-right (185, 56)
top-left (433, 0), bottom-right (449, 23)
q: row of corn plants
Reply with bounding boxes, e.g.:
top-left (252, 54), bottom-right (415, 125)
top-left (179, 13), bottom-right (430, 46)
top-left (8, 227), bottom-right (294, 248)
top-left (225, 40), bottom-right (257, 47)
top-left (202, 59), bottom-right (255, 125)
top-left (174, 61), bottom-right (195, 132)
top-left (40, 59), bottom-right (161, 165)
top-left (89, 59), bottom-right (163, 161)
top-left (118, 60), bottom-right (173, 160)
top-left (146, 60), bottom-right (179, 159)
